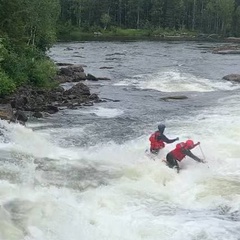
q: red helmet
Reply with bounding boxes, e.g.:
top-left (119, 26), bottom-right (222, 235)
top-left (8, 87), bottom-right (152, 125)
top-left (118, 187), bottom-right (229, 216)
top-left (185, 140), bottom-right (194, 149)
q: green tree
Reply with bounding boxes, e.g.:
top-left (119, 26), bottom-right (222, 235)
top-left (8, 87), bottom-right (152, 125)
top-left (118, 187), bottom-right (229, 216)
top-left (0, 0), bottom-right (60, 51)
top-left (101, 14), bottom-right (111, 30)
top-left (56, 0), bottom-right (240, 37)
top-left (0, 0), bottom-right (60, 93)
top-left (233, 5), bottom-right (240, 36)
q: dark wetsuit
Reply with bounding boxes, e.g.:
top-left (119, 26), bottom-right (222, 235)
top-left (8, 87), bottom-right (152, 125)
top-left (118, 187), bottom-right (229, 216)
top-left (166, 149), bottom-right (202, 171)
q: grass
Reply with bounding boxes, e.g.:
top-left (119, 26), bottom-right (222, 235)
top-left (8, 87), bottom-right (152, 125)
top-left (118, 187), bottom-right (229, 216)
top-left (57, 26), bottom-right (199, 41)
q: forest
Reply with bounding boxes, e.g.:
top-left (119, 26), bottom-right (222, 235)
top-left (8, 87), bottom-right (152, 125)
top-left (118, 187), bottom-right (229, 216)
top-left (0, 0), bottom-right (239, 96)
top-left (58, 0), bottom-right (240, 37)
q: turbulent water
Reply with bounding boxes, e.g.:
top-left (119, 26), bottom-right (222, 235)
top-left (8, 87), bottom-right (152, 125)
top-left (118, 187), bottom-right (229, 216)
top-left (0, 41), bottom-right (240, 240)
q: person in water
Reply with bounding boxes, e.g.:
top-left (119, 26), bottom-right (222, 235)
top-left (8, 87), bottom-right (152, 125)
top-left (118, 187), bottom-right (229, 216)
top-left (166, 140), bottom-right (204, 173)
top-left (149, 124), bottom-right (179, 154)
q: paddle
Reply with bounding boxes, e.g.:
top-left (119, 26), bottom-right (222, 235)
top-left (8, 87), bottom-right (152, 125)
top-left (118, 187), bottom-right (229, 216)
top-left (198, 145), bottom-right (209, 167)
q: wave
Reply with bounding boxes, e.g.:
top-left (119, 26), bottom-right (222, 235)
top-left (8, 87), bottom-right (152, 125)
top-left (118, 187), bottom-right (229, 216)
top-left (115, 69), bottom-right (239, 93)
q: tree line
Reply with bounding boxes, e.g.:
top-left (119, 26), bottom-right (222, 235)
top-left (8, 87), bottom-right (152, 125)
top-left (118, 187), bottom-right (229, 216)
top-left (58, 0), bottom-right (240, 37)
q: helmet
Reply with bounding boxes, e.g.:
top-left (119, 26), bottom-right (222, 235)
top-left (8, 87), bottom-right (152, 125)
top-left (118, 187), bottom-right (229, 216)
top-left (158, 124), bottom-right (166, 133)
top-left (185, 140), bottom-right (194, 149)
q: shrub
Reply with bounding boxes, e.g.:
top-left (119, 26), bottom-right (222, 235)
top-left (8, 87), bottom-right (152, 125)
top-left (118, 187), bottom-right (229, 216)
top-left (0, 70), bottom-right (16, 97)
top-left (29, 58), bottom-right (57, 88)
top-left (1, 42), bottom-right (58, 89)
top-left (1, 50), bottom-right (29, 86)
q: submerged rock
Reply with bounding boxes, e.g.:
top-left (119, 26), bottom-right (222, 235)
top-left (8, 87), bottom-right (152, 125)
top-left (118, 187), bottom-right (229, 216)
top-left (160, 95), bottom-right (188, 101)
top-left (223, 74), bottom-right (240, 82)
top-left (212, 45), bottom-right (240, 54)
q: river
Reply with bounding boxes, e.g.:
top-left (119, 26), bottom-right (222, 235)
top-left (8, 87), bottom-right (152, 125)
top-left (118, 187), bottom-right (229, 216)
top-left (0, 41), bottom-right (240, 240)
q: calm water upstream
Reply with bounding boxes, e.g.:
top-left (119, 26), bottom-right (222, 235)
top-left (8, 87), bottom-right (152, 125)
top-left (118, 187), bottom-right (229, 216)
top-left (0, 41), bottom-right (240, 240)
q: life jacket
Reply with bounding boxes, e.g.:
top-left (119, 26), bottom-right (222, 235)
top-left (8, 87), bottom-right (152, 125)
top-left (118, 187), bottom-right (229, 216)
top-left (149, 131), bottom-right (165, 150)
top-left (171, 142), bottom-right (186, 161)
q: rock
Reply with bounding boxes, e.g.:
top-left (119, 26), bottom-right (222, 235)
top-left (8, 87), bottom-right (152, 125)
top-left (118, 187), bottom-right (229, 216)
top-left (72, 72), bottom-right (87, 81)
top-left (0, 63), bottom-right (100, 120)
top-left (106, 57), bottom-right (121, 61)
top-left (9, 110), bottom-right (28, 125)
top-left (60, 68), bottom-right (73, 76)
top-left (106, 53), bottom-right (126, 56)
top-left (0, 110), bottom-right (11, 120)
top-left (54, 86), bottom-right (65, 93)
top-left (56, 65), bottom-right (86, 83)
top-left (83, 102), bottom-right (94, 106)
top-left (68, 65), bottom-right (85, 73)
top-left (32, 112), bottom-right (43, 118)
top-left (160, 95), bottom-right (188, 101)
top-left (45, 105), bottom-right (59, 114)
top-left (99, 66), bottom-right (114, 69)
top-left (67, 104), bottom-right (78, 109)
top-left (86, 73), bottom-right (98, 81)
top-left (56, 63), bottom-right (74, 66)
top-left (89, 93), bottom-right (99, 101)
top-left (101, 98), bottom-right (120, 102)
top-left (214, 50), bottom-right (240, 54)
top-left (223, 74), bottom-right (240, 82)
top-left (72, 55), bottom-right (84, 58)
top-left (212, 45), bottom-right (240, 54)
top-left (97, 77), bottom-right (111, 80)
top-left (11, 96), bottom-right (28, 109)
top-left (64, 47), bottom-right (73, 51)
top-left (55, 75), bottom-right (71, 83)
top-left (64, 82), bottom-right (90, 96)
top-left (226, 37), bottom-right (240, 43)
top-left (14, 110), bottom-right (28, 122)
top-left (67, 94), bottom-right (77, 100)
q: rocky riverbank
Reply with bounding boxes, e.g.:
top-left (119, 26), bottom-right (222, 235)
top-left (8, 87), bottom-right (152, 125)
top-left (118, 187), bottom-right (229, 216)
top-left (0, 65), bottom-right (107, 124)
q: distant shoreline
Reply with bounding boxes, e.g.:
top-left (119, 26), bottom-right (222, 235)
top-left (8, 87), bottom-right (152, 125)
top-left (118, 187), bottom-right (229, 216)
top-left (57, 32), bottom-right (240, 43)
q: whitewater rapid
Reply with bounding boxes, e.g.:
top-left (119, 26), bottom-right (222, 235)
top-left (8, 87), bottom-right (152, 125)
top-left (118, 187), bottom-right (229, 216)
top-left (0, 41), bottom-right (240, 240)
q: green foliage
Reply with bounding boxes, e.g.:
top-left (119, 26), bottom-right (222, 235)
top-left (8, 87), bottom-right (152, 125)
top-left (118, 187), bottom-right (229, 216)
top-left (233, 6), bottom-right (240, 36)
top-left (0, 0), bottom-right (60, 51)
top-left (0, 38), bottom-right (58, 92)
top-left (108, 28), bottom-right (149, 36)
top-left (0, 70), bottom-right (16, 97)
top-left (58, 0), bottom-right (240, 37)
top-left (57, 21), bottom-right (74, 36)
top-left (29, 59), bottom-right (57, 88)
top-left (0, 38), bottom-right (7, 64)
top-left (0, 0), bottom-right (60, 96)
top-left (101, 14), bottom-right (111, 30)
top-left (1, 49), bottom-right (29, 86)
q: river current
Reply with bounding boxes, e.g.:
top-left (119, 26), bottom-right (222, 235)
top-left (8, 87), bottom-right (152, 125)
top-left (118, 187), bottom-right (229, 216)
top-left (0, 41), bottom-right (240, 240)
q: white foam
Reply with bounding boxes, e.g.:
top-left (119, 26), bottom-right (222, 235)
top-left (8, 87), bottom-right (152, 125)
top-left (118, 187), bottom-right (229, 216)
top-left (81, 107), bottom-right (124, 118)
top-left (0, 94), bottom-right (239, 239)
top-left (0, 128), bottom-right (239, 240)
top-left (115, 70), bottom-right (239, 92)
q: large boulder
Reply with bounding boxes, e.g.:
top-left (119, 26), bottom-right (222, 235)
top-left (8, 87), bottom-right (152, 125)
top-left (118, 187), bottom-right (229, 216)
top-left (0, 109), bottom-right (12, 120)
top-left (64, 82), bottom-right (90, 96)
top-left (55, 65), bottom-right (87, 83)
top-left (11, 110), bottom-right (28, 123)
top-left (223, 74), bottom-right (240, 82)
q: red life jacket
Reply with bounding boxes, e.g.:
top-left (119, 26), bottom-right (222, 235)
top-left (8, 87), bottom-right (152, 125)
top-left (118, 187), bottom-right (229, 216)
top-left (149, 131), bottom-right (165, 150)
top-left (171, 142), bottom-right (186, 161)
